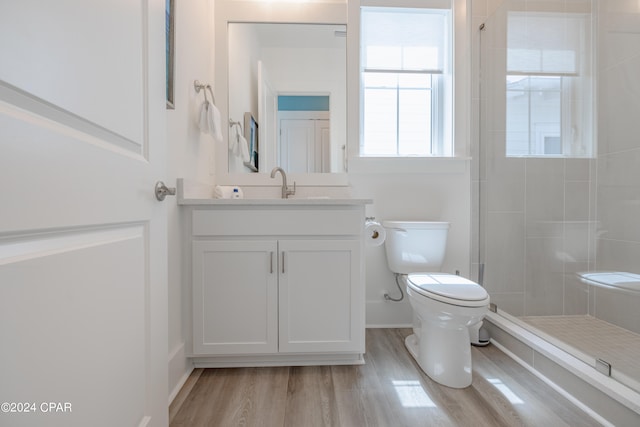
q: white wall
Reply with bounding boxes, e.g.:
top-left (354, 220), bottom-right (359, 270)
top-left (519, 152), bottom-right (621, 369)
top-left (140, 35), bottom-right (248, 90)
top-left (166, 0), bottom-right (216, 402)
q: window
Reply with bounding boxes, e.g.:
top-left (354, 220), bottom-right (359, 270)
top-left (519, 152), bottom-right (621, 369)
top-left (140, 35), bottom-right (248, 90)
top-left (506, 75), bottom-right (563, 156)
top-left (505, 11), bottom-right (594, 157)
top-left (360, 6), bottom-right (452, 157)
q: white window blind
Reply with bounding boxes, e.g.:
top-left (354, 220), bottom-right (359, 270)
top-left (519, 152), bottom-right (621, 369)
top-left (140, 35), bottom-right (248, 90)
top-left (362, 8), bottom-right (448, 73)
top-left (507, 12), bottom-right (583, 76)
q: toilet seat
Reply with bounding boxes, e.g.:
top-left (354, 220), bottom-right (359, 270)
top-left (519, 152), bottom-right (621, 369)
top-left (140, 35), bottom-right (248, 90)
top-left (407, 273), bottom-right (489, 307)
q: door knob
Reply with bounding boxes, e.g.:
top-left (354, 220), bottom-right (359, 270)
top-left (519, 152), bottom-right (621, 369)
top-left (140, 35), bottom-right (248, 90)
top-left (155, 181), bottom-right (176, 201)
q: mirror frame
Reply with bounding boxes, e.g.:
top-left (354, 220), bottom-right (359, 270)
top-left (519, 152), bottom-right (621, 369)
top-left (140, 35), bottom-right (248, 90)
top-left (215, 0), bottom-right (349, 186)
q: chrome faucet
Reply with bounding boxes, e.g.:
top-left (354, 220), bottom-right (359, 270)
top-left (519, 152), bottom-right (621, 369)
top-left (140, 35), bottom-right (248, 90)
top-left (270, 167), bottom-right (296, 199)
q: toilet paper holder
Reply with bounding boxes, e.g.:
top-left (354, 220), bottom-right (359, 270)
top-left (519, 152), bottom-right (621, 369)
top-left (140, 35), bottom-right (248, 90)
top-left (365, 217), bottom-right (386, 246)
top-left (365, 217), bottom-right (378, 237)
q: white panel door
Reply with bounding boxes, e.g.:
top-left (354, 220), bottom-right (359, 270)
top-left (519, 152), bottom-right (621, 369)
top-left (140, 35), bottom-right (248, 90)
top-left (279, 116), bottom-right (331, 173)
top-left (192, 240), bottom-right (278, 355)
top-left (279, 119), bottom-right (314, 173)
top-left (315, 119), bottom-right (331, 173)
top-left (278, 239), bottom-right (363, 353)
top-left (0, 1), bottom-right (168, 427)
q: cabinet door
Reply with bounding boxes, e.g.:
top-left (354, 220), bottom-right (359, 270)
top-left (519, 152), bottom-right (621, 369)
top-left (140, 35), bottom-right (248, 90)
top-left (278, 239), bottom-right (363, 353)
top-left (192, 240), bottom-right (278, 355)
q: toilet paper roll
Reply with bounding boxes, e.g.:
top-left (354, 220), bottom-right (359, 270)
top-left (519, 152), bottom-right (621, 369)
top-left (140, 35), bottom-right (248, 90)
top-left (365, 220), bottom-right (386, 247)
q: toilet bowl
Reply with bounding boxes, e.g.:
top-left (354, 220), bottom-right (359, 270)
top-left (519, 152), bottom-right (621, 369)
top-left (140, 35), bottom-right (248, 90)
top-left (403, 273), bottom-right (489, 388)
top-left (383, 221), bottom-right (490, 388)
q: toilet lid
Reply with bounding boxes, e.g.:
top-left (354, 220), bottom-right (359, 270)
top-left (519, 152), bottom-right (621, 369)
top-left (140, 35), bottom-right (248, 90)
top-left (407, 273), bottom-right (489, 306)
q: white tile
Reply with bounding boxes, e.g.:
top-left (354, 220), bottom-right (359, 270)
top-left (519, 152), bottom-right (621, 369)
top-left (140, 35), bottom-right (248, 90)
top-left (484, 212), bottom-right (526, 293)
top-left (598, 56), bottom-right (640, 154)
top-left (489, 292), bottom-right (525, 316)
top-left (597, 238), bottom-right (640, 273)
top-left (565, 158), bottom-right (592, 181)
top-left (564, 182), bottom-right (591, 222)
top-left (594, 287), bottom-right (640, 335)
top-left (524, 237), bottom-right (565, 315)
top-left (525, 159), bottom-right (566, 237)
top-left (563, 268), bottom-right (590, 315)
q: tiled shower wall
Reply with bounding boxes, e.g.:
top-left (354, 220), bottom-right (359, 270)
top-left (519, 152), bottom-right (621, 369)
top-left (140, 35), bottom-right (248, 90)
top-left (473, 0), bottom-right (640, 333)
top-left (591, 0), bottom-right (640, 334)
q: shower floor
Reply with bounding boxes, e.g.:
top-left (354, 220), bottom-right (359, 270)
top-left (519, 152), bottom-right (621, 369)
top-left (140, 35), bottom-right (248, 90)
top-left (519, 315), bottom-right (640, 389)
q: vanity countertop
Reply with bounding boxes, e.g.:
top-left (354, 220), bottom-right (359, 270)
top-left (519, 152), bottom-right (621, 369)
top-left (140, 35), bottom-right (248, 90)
top-left (176, 179), bottom-right (372, 206)
top-left (178, 197), bottom-right (373, 206)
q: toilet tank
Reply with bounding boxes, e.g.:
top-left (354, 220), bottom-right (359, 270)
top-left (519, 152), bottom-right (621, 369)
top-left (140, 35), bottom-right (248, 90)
top-left (382, 221), bottom-right (450, 274)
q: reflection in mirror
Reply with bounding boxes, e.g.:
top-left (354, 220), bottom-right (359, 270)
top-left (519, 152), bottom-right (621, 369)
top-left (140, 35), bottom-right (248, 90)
top-left (228, 23), bottom-right (347, 174)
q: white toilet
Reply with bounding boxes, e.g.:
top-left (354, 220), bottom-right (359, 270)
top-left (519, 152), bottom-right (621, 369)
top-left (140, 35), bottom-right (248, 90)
top-left (383, 220), bottom-right (490, 388)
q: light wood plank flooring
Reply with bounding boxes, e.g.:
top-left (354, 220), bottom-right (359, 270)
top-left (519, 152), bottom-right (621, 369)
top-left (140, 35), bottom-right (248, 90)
top-left (170, 328), bottom-right (601, 427)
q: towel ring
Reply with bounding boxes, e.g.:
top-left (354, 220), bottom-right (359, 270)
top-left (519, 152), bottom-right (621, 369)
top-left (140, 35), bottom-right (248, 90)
top-left (194, 80), bottom-right (216, 105)
top-left (206, 86), bottom-right (215, 105)
top-left (229, 119), bottom-right (243, 136)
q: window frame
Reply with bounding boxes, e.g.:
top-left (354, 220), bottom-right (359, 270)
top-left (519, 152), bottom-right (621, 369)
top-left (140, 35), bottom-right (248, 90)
top-left (347, 0), bottom-right (468, 173)
top-left (359, 5), bottom-right (452, 159)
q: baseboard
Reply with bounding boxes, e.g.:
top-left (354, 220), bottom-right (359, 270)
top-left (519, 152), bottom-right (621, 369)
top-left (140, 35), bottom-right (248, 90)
top-left (168, 343), bottom-right (194, 405)
top-left (192, 352), bottom-right (364, 368)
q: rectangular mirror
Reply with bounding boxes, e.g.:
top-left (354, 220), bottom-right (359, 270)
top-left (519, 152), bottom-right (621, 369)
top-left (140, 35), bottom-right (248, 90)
top-left (214, 0), bottom-right (348, 186)
top-left (228, 22), bottom-right (347, 175)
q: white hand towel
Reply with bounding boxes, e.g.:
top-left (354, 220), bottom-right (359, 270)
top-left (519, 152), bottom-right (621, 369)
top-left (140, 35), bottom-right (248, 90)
top-left (229, 134), bottom-right (238, 153)
top-left (197, 101), bottom-right (210, 133)
top-left (238, 134), bottom-right (251, 162)
top-left (207, 102), bottom-right (223, 143)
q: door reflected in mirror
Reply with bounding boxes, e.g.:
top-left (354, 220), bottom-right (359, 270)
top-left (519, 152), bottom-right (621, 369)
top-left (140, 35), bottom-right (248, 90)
top-left (228, 23), bottom-right (347, 174)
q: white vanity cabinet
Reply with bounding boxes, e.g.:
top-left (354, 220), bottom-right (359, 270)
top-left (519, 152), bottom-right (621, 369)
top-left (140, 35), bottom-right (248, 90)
top-left (185, 200), bottom-right (369, 367)
top-left (277, 239), bottom-right (361, 353)
top-left (192, 239), bottom-right (278, 355)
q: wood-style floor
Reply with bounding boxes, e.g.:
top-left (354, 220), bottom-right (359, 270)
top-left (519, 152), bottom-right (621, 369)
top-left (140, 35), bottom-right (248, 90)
top-left (170, 328), bottom-right (601, 427)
